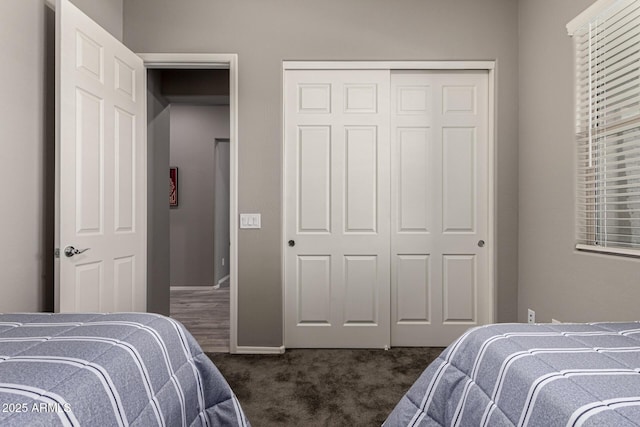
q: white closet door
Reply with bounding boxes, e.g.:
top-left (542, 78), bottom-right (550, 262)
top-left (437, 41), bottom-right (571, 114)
top-left (57, 0), bottom-right (146, 312)
top-left (284, 70), bottom-right (391, 348)
top-left (390, 71), bottom-right (490, 346)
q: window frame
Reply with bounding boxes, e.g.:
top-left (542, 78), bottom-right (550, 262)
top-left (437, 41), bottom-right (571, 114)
top-left (568, 0), bottom-right (640, 258)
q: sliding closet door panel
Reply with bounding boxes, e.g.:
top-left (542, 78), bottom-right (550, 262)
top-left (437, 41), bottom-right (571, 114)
top-left (285, 69), bottom-right (390, 348)
top-left (391, 71), bottom-right (489, 346)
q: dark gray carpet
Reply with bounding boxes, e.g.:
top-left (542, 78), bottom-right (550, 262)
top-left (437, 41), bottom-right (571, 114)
top-left (208, 347), bottom-right (444, 426)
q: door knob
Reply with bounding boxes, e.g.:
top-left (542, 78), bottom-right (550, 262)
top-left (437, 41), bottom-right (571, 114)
top-left (288, 240), bottom-right (295, 247)
top-left (64, 246), bottom-right (90, 257)
top-left (477, 240), bottom-right (486, 248)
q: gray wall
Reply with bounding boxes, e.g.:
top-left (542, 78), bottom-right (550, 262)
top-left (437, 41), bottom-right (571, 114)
top-left (170, 105), bottom-right (230, 287)
top-left (70, 0), bottom-right (123, 41)
top-left (518, 0), bottom-right (640, 323)
top-left (124, 0), bottom-right (520, 346)
top-left (0, 0), bottom-right (122, 313)
top-left (147, 70), bottom-right (171, 315)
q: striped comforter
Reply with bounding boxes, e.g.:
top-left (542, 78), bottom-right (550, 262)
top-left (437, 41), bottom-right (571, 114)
top-left (0, 313), bottom-right (249, 427)
top-left (384, 322), bottom-right (640, 426)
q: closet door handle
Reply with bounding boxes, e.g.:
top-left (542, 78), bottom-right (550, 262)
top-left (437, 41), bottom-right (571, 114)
top-left (477, 240), bottom-right (485, 248)
top-left (288, 240), bottom-right (295, 247)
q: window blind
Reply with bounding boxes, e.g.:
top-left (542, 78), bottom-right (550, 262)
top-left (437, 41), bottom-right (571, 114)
top-left (570, 0), bottom-right (640, 255)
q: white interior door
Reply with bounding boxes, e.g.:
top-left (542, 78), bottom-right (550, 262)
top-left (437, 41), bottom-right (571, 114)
top-left (56, 0), bottom-right (146, 312)
top-left (390, 70), bottom-right (490, 346)
top-left (284, 70), bottom-right (391, 348)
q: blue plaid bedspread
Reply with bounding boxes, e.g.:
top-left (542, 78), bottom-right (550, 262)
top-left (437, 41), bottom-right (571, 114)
top-left (384, 322), bottom-right (640, 426)
top-left (0, 312), bottom-right (249, 426)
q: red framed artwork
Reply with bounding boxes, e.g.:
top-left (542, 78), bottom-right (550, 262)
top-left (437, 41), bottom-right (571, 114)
top-left (169, 167), bottom-right (178, 207)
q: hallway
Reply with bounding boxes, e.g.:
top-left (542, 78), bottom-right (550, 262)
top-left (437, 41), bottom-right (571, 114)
top-left (170, 286), bottom-right (229, 353)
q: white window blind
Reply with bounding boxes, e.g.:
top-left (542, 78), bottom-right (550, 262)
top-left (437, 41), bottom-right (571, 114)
top-left (568, 0), bottom-right (640, 256)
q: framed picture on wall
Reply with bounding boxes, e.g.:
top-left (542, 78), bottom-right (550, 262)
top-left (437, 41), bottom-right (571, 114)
top-left (169, 167), bottom-right (178, 207)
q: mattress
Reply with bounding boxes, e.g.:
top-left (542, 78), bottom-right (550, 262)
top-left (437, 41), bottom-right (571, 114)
top-left (0, 312), bottom-right (249, 426)
top-left (384, 322), bottom-right (640, 426)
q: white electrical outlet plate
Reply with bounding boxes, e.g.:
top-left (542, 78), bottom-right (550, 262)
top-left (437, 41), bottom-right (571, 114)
top-left (528, 309), bottom-right (535, 324)
top-left (240, 213), bottom-right (261, 229)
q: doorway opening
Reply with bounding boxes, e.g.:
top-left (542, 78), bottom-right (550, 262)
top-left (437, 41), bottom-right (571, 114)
top-left (144, 55), bottom-right (238, 353)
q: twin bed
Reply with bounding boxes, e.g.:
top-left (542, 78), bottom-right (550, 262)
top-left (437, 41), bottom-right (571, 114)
top-left (1, 314), bottom-right (639, 426)
top-left (385, 322), bottom-right (640, 426)
top-left (0, 313), bottom-right (249, 426)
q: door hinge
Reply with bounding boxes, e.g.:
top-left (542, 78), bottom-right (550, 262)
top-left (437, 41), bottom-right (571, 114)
top-left (54, 248), bottom-right (60, 258)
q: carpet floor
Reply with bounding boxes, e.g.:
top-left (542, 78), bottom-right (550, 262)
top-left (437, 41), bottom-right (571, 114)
top-left (208, 347), bottom-right (444, 427)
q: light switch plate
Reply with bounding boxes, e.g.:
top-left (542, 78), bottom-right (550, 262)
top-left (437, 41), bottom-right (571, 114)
top-left (240, 213), bottom-right (261, 229)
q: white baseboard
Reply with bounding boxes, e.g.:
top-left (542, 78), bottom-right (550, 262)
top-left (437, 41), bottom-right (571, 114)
top-left (235, 346), bottom-right (285, 355)
top-left (213, 275), bottom-right (230, 289)
top-left (170, 285), bottom-right (215, 291)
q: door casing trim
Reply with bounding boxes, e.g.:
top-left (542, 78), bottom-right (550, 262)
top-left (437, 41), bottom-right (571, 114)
top-left (141, 53), bottom-right (239, 354)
